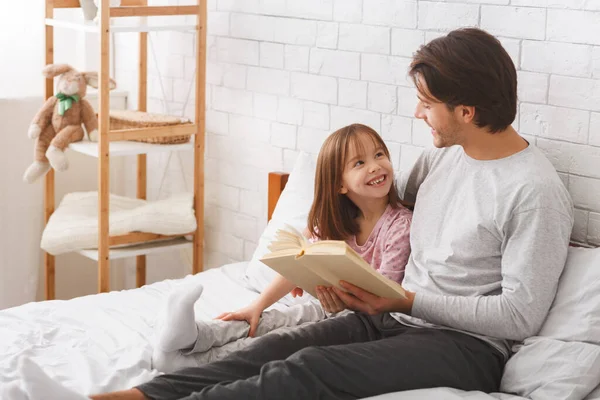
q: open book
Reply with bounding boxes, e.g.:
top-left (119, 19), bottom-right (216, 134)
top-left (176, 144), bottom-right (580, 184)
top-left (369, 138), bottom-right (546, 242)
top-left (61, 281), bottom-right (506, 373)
top-left (259, 225), bottom-right (407, 300)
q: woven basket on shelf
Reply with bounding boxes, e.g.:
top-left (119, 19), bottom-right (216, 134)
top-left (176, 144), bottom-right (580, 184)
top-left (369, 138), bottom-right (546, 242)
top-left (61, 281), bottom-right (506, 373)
top-left (109, 110), bottom-right (192, 144)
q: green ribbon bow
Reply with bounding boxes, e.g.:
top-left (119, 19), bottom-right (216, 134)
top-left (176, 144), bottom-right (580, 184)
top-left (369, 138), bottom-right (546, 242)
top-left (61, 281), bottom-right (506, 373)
top-left (55, 92), bottom-right (80, 116)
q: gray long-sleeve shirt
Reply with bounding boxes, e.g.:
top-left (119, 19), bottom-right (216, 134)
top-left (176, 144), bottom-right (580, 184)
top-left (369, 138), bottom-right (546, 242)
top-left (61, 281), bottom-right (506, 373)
top-left (392, 144), bottom-right (574, 359)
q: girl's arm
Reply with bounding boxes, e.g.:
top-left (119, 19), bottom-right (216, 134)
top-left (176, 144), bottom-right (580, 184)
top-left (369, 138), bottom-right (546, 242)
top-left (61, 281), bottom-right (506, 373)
top-left (219, 226), bottom-right (313, 335)
top-left (252, 274), bottom-right (297, 311)
top-left (217, 274), bottom-right (296, 336)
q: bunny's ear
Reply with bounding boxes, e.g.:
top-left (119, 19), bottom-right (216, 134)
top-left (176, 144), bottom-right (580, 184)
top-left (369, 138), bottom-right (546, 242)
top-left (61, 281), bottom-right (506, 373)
top-left (82, 72), bottom-right (117, 90)
top-left (42, 64), bottom-right (74, 78)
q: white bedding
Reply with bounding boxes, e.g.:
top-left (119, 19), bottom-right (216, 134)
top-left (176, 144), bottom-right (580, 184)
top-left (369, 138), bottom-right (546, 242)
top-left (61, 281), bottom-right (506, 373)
top-left (0, 262), bottom-right (261, 396)
top-left (364, 388), bottom-right (527, 400)
top-left (0, 262), bottom-right (526, 400)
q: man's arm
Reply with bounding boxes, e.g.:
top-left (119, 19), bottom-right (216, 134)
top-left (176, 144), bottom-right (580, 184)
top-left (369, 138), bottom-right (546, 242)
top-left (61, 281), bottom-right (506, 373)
top-left (335, 208), bottom-right (573, 342)
top-left (411, 208), bottom-right (573, 341)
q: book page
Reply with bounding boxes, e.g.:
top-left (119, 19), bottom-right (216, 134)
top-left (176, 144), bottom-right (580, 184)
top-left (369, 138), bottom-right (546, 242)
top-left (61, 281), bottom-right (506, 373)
top-left (267, 225), bottom-right (308, 253)
top-left (302, 249), bottom-right (406, 299)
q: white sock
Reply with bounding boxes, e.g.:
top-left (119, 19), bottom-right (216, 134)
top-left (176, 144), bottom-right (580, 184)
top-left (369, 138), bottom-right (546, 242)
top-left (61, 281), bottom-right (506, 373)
top-left (18, 357), bottom-right (87, 400)
top-left (155, 282), bottom-right (204, 352)
top-left (152, 347), bottom-right (200, 374)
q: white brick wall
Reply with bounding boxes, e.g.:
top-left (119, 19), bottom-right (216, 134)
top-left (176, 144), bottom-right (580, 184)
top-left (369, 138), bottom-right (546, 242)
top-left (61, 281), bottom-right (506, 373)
top-left (331, 106), bottom-right (381, 132)
top-left (368, 83), bottom-right (398, 114)
top-left (334, 0), bottom-right (362, 22)
top-left (418, 3), bottom-right (479, 31)
top-left (339, 23), bottom-right (390, 54)
top-left (549, 76), bottom-right (600, 111)
top-left (521, 41), bottom-right (592, 77)
top-left (114, 0), bottom-right (600, 283)
top-left (291, 72), bottom-right (337, 104)
top-left (260, 42), bottom-right (284, 69)
top-left (547, 9), bottom-right (600, 45)
top-left (339, 79), bottom-right (367, 109)
top-left (520, 103), bottom-right (590, 143)
top-left (247, 67), bottom-right (290, 96)
top-left (362, 0), bottom-right (417, 28)
top-left (392, 29), bottom-right (425, 57)
top-left (517, 71), bottom-right (548, 103)
top-left (481, 6), bottom-right (546, 40)
top-left (361, 54), bottom-right (412, 86)
top-left (317, 22), bottom-right (339, 49)
top-left (284, 45), bottom-right (310, 72)
top-left (309, 48), bottom-right (360, 79)
top-left (592, 47), bottom-right (600, 78)
top-left (590, 113), bottom-right (600, 147)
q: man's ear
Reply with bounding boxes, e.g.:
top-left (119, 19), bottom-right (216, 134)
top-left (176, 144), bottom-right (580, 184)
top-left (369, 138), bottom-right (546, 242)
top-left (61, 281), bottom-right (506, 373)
top-left (459, 105), bottom-right (476, 124)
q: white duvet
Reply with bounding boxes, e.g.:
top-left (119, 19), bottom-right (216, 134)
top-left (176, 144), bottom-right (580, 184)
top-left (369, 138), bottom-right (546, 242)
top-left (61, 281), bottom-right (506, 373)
top-left (0, 262), bottom-right (527, 400)
top-left (0, 263), bottom-right (260, 397)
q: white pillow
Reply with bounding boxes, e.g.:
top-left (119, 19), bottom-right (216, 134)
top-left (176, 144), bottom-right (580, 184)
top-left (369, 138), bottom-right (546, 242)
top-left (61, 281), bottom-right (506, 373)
top-left (245, 152), bottom-right (317, 305)
top-left (500, 337), bottom-right (600, 400)
top-left (586, 385), bottom-right (600, 400)
top-left (537, 246), bottom-right (600, 342)
top-left (501, 246), bottom-right (600, 399)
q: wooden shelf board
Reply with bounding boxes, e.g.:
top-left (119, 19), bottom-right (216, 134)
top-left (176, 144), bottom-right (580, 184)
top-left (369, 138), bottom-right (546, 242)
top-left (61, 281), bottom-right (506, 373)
top-left (69, 138), bottom-right (193, 157)
top-left (77, 237), bottom-right (192, 261)
top-left (45, 16), bottom-right (196, 33)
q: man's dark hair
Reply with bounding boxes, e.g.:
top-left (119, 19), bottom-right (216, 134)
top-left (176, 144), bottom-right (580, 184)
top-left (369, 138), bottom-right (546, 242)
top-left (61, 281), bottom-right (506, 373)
top-left (409, 28), bottom-right (517, 133)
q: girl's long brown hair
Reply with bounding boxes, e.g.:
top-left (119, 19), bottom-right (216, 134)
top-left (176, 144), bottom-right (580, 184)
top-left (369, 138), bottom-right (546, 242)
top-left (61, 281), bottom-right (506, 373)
top-left (307, 124), bottom-right (403, 241)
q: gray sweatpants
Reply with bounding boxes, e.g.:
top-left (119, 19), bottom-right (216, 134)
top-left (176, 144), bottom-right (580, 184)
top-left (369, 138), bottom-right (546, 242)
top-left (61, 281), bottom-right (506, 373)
top-left (137, 312), bottom-right (504, 400)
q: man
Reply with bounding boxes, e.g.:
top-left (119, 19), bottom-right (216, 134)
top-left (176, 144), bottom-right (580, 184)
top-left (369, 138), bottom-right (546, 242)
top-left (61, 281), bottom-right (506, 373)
top-left (23, 27), bottom-right (574, 400)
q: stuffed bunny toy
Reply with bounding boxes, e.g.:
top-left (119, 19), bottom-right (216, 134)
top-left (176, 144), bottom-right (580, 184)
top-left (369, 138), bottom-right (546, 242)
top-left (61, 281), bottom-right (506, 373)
top-left (79, 0), bottom-right (122, 21)
top-left (23, 64), bottom-right (116, 184)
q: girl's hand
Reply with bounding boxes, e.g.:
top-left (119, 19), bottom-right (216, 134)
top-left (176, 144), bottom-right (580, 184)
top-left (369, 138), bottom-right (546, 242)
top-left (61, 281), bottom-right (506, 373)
top-left (316, 286), bottom-right (347, 314)
top-left (216, 303), bottom-right (264, 337)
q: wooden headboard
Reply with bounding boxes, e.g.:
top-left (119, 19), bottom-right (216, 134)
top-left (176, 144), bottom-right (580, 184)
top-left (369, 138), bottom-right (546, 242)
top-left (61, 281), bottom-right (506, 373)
top-left (268, 172), bottom-right (290, 222)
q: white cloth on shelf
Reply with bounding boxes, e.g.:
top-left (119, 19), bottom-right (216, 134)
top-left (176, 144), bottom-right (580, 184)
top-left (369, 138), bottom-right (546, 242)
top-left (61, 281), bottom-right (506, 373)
top-left (40, 191), bottom-right (196, 255)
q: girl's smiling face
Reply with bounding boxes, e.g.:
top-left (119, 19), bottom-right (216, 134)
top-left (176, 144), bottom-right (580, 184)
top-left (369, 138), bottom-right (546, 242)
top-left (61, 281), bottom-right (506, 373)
top-left (340, 132), bottom-right (394, 205)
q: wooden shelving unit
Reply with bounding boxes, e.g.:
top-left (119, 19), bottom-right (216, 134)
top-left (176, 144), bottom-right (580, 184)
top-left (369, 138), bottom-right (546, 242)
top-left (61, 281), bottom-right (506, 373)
top-left (43, 0), bottom-right (206, 299)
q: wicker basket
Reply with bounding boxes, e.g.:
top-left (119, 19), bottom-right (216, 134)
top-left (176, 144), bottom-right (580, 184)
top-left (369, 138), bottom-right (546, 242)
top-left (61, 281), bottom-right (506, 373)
top-left (109, 110), bottom-right (192, 144)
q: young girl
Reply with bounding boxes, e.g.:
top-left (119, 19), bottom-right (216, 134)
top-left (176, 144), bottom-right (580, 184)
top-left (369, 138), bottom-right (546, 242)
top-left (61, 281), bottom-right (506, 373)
top-left (152, 123), bottom-right (413, 373)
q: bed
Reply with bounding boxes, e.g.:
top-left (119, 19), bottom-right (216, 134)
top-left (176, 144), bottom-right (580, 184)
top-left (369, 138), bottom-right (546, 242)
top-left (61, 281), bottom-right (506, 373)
top-left (2, 152), bottom-right (600, 400)
top-left (0, 261), bottom-right (527, 400)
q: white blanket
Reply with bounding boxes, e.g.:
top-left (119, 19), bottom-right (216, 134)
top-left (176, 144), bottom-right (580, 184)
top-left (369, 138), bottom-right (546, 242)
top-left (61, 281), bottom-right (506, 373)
top-left (363, 388), bottom-right (527, 400)
top-left (0, 262), bottom-right (527, 400)
top-left (40, 191), bottom-right (197, 255)
top-left (0, 263), bottom-right (261, 396)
